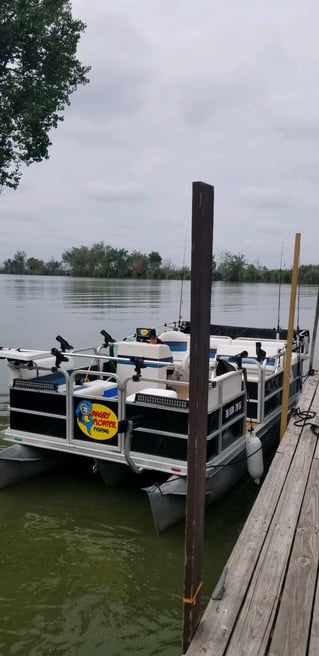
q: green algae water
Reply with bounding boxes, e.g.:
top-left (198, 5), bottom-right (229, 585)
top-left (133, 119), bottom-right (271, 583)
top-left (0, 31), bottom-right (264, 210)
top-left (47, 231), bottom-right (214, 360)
top-left (0, 460), bottom-right (258, 656)
top-left (0, 276), bottom-right (318, 655)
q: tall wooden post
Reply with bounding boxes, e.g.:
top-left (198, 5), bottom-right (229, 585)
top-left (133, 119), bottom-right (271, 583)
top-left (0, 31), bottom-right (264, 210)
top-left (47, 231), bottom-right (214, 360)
top-left (182, 182), bottom-right (214, 653)
top-left (309, 289), bottom-right (319, 372)
top-left (280, 233), bottom-right (301, 441)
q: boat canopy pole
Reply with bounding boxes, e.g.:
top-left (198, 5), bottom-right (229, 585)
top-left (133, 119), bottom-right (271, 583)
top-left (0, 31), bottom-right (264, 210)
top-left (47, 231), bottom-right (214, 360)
top-left (280, 233), bottom-right (301, 441)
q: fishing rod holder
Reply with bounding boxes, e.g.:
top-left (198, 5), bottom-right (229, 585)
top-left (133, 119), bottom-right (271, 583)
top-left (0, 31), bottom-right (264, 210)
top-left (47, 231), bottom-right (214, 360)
top-left (230, 350), bottom-right (248, 370)
top-left (130, 356), bottom-right (147, 381)
top-left (100, 329), bottom-right (116, 348)
top-left (51, 348), bottom-right (69, 371)
top-left (56, 335), bottom-right (73, 352)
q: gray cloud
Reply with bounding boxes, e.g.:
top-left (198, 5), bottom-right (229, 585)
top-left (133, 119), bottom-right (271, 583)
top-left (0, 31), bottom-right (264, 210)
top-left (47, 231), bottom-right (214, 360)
top-left (69, 64), bottom-right (152, 119)
top-left (179, 73), bottom-right (264, 127)
top-left (240, 187), bottom-right (293, 210)
top-left (1, 0), bottom-right (319, 268)
top-left (0, 208), bottom-right (44, 225)
top-left (276, 117), bottom-right (319, 141)
top-left (288, 159), bottom-right (319, 185)
top-left (84, 181), bottom-right (147, 202)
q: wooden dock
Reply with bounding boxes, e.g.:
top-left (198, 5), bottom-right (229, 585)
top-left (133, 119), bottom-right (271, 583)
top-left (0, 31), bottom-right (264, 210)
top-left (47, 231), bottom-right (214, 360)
top-left (186, 372), bottom-right (319, 656)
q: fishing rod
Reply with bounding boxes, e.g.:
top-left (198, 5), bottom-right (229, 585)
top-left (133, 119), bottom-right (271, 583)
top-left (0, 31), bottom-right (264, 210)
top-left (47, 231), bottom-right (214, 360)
top-left (178, 235), bottom-right (187, 328)
top-left (276, 238), bottom-right (285, 339)
top-left (297, 274), bottom-right (301, 333)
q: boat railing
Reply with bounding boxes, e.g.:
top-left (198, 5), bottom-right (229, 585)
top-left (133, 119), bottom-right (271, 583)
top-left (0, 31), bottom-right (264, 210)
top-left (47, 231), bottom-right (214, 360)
top-left (67, 360), bottom-right (244, 461)
top-left (65, 345), bottom-right (298, 432)
top-left (212, 349), bottom-right (288, 424)
top-left (4, 347), bottom-right (248, 475)
top-left (245, 352), bottom-right (286, 424)
top-left (240, 350), bottom-right (301, 424)
top-left (68, 368), bottom-right (123, 443)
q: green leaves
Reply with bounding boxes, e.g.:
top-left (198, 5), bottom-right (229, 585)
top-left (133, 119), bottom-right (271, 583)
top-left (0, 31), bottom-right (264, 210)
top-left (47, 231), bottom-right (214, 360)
top-left (0, 0), bottom-right (90, 189)
top-left (217, 251), bottom-right (247, 282)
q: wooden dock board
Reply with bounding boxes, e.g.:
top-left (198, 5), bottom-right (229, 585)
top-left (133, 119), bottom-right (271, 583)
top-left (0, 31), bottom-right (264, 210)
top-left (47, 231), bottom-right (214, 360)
top-left (186, 374), bottom-right (319, 656)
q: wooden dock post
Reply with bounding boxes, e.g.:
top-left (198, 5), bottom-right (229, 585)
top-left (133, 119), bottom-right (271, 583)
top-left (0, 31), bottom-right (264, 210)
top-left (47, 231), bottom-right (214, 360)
top-left (182, 182), bottom-right (214, 653)
top-left (280, 233), bottom-right (301, 441)
top-left (309, 288), bottom-right (319, 372)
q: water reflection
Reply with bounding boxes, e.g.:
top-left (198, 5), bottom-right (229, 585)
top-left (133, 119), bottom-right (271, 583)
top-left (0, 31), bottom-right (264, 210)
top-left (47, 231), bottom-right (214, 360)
top-left (0, 275), bottom-right (319, 654)
top-left (62, 278), bottom-right (166, 312)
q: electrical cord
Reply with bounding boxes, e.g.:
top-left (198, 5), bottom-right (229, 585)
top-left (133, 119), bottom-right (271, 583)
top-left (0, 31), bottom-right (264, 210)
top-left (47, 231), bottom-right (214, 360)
top-left (290, 406), bottom-right (319, 435)
top-left (301, 368), bottom-right (314, 383)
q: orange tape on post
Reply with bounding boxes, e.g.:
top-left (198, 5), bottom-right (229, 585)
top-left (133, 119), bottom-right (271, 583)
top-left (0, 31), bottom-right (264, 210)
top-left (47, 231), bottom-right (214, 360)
top-left (183, 580), bottom-right (203, 605)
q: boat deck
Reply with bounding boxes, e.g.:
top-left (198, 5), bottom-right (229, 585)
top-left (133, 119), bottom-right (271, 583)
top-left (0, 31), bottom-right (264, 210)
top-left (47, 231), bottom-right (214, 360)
top-left (185, 372), bottom-right (319, 656)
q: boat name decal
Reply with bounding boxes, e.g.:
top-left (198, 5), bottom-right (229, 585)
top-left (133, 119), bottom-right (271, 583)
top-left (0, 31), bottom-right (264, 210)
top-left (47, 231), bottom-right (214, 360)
top-left (75, 400), bottom-right (118, 440)
top-left (224, 400), bottom-right (242, 419)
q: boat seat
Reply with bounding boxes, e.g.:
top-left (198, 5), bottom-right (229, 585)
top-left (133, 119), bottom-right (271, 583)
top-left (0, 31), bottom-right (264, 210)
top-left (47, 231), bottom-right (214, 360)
top-left (126, 387), bottom-right (178, 403)
top-left (158, 331), bottom-right (189, 355)
top-left (116, 341), bottom-right (173, 395)
top-left (209, 337), bottom-right (232, 361)
top-left (216, 341), bottom-right (284, 361)
top-left (158, 331), bottom-right (190, 377)
top-left (73, 380), bottom-right (118, 398)
top-left (231, 338), bottom-right (286, 356)
top-left (215, 341), bottom-right (290, 382)
top-left (243, 351), bottom-right (298, 380)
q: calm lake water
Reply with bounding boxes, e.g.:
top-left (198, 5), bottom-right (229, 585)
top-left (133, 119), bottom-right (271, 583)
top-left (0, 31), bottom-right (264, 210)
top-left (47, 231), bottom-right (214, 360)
top-left (0, 276), bottom-right (318, 656)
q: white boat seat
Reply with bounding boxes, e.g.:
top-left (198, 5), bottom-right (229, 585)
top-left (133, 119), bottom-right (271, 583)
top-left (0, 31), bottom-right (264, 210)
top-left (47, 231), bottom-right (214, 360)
top-left (126, 387), bottom-right (178, 403)
top-left (209, 337), bottom-right (232, 360)
top-left (73, 380), bottom-right (118, 398)
top-left (158, 331), bottom-right (189, 359)
top-left (158, 331), bottom-right (190, 378)
top-left (216, 341), bottom-right (284, 361)
top-left (116, 341), bottom-right (173, 395)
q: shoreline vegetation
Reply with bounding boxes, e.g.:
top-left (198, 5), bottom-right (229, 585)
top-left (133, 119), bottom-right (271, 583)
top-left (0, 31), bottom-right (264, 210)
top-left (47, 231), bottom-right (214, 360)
top-left (1, 245), bottom-right (319, 284)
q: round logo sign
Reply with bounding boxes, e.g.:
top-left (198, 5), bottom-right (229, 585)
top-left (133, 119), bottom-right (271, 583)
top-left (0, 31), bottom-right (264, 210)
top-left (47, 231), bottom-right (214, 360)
top-left (75, 401), bottom-right (118, 440)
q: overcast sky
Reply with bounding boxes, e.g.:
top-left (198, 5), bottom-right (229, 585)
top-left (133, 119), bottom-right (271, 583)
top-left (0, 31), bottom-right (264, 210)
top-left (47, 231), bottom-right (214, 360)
top-left (1, 0), bottom-right (319, 269)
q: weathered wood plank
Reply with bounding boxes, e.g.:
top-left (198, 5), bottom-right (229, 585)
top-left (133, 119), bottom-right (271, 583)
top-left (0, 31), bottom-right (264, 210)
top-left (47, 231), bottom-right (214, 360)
top-left (185, 446), bottom-right (300, 655)
top-left (267, 528), bottom-right (319, 656)
top-left (278, 376), bottom-right (319, 455)
top-left (298, 455), bottom-right (319, 531)
top-left (309, 579), bottom-right (319, 656)
top-left (210, 426), bottom-right (317, 656)
top-left (186, 376), bottom-right (319, 656)
top-left (267, 456), bottom-right (319, 655)
top-left (314, 438), bottom-right (319, 460)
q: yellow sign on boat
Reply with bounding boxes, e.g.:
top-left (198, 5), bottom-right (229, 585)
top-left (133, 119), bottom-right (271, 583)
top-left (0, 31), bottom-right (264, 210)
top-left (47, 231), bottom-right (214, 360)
top-left (75, 401), bottom-right (118, 440)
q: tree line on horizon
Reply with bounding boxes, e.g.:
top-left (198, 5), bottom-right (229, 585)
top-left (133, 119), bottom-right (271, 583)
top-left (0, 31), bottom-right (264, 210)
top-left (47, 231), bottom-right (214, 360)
top-left (1, 245), bottom-right (319, 284)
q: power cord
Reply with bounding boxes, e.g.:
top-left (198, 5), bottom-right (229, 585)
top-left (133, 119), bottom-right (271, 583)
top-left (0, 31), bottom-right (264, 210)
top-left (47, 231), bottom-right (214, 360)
top-left (290, 407), bottom-right (319, 435)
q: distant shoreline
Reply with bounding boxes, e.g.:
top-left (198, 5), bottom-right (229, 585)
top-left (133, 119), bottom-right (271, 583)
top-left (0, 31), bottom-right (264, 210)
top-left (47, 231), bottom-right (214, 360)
top-left (1, 247), bottom-right (319, 284)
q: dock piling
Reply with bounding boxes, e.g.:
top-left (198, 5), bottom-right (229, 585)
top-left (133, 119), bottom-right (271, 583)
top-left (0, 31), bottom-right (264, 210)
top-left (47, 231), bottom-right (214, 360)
top-left (182, 182), bottom-right (214, 653)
